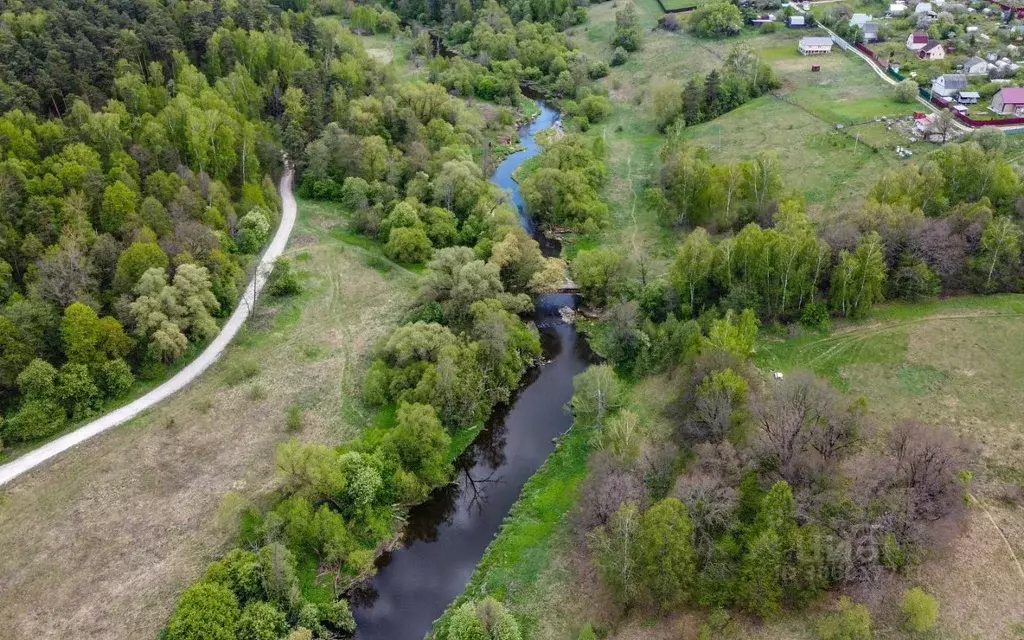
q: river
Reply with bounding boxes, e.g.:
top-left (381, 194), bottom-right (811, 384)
top-left (350, 102), bottom-right (593, 639)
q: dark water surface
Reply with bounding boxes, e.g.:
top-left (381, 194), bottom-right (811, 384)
top-left (351, 103), bottom-right (591, 639)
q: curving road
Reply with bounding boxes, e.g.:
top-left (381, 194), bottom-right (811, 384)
top-left (0, 167), bottom-right (298, 487)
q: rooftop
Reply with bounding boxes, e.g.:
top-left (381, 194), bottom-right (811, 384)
top-left (997, 86), bottom-right (1024, 103)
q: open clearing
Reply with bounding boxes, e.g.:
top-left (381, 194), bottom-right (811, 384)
top-left (0, 198), bottom-right (417, 639)
top-left (566, 0), bottom-right (928, 265)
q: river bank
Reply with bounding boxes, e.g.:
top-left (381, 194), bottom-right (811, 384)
top-left (349, 102), bottom-right (596, 640)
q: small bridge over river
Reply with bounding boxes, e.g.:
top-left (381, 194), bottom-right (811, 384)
top-left (554, 277), bottom-right (580, 294)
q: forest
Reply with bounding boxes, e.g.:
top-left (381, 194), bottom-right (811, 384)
top-left (1, 0), bottom-right (1022, 636)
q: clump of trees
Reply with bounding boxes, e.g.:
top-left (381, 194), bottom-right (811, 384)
top-left (520, 133), bottom-right (610, 232)
top-left (690, 0), bottom-right (744, 37)
top-left (437, 597), bottom-right (523, 640)
top-left (576, 325), bottom-right (973, 624)
top-left (651, 47), bottom-right (780, 131)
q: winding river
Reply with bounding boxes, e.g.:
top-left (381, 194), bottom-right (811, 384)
top-left (350, 103), bottom-right (593, 639)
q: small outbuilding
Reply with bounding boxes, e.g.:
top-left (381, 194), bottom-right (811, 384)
top-left (788, 14), bottom-right (806, 27)
top-left (963, 56), bottom-right (988, 75)
top-left (863, 22), bottom-right (881, 41)
top-left (799, 36), bottom-right (834, 55)
top-left (957, 90), bottom-right (980, 104)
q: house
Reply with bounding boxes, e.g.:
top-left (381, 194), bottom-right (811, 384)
top-left (799, 36), bottom-right (834, 55)
top-left (919, 41), bottom-right (946, 60)
top-left (990, 86), bottom-right (1024, 113)
top-left (931, 73), bottom-right (967, 97)
top-left (850, 13), bottom-right (872, 27)
top-left (907, 31), bottom-right (930, 50)
top-left (788, 14), bottom-right (807, 27)
top-left (915, 2), bottom-right (933, 14)
top-left (863, 22), bottom-right (881, 42)
top-left (889, 2), bottom-right (907, 14)
top-left (963, 56), bottom-right (988, 75)
top-left (957, 90), bottom-right (980, 104)
top-left (914, 112), bottom-right (938, 134)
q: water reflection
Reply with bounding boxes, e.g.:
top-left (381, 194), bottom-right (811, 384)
top-left (351, 103), bottom-right (593, 640)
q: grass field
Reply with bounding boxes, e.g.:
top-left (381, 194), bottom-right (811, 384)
top-left (0, 198), bottom-right (419, 639)
top-left (562, 0), bottom-right (930, 275)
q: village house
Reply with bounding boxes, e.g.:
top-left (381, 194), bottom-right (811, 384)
top-left (889, 1), bottom-right (907, 15)
top-left (919, 41), bottom-right (946, 60)
top-left (963, 56), bottom-right (988, 75)
top-left (907, 31), bottom-right (930, 50)
top-left (990, 86), bottom-right (1024, 113)
top-left (788, 14), bottom-right (806, 27)
top-left (915, 2), bottom-right (935, 15)
top-left (931, 73), bottom-right (967, 97)
top-left (863, 22), bottom-right (881, 42)
top-left (957, 90), bottom-right (980, 104)
top-left (799, 36), bottom-right (834, 55)
top-left (914, 112), bottom-right (938, 135)
top-left (850, 13), bottom-right (872, 27)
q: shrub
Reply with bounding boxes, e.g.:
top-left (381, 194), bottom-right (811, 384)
top-left (166, 581), bottom-right (240, 640)
top-left (611, 46), bottom-right (629, 66)
top-left (901, 587), bottom-right (938, 633)
top-left (894, 79), bottom-right (919, 103)
top-left (267, 258), bottom-right (302, 297)
top-left (800, 300), bottom-right (830, 330)
top-left (285, 403), bottom-right (304, 431)
top-left (384, 227), bottom-right (433, 263)
top-left (236, 601), bottom-right (288, 640)
top-left (816, 596), bottom-right (872, 640)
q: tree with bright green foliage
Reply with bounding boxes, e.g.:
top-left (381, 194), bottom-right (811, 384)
top-left (237, 601), bottom-right (288, 640)
top-left (830, 232), bottom-right (886, 317)
top-left (442, 597), bottom-right (522, 640)
top-left (636, 497), bottom-right (697, 609)
top-left (385, 226), bottom-right (434, 263)
top-left (237, 207), bottom-right (271, 254)
top-left (571, 248), bottom-right (626, 307)
top-left (900, 587), bottom-right (938, 633)
top-left (568, 365), bottom-right (623, 429)
top-left (589, 500), bottom-right (642, 605)
top-left (691, 0), bottom-right (744, 37)
top-left (165, 581), bottom-right (240, 640)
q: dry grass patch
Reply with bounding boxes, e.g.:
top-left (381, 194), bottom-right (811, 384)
top-left (0, 199), bottom-right (417, 639)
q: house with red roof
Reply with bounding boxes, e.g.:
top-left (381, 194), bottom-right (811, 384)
top-left (990, 87), bottom-right (1024, 114)
top-left (906, 31), bottom-right (929, 51)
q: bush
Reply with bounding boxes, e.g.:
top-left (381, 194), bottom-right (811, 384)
top-left (901, 587), bottom-right (938, 632)
top-left (97, 358), bottom-right (135, 399)
top-left (166, 582), bottom-right (240, 640)
top-left (237, 601), bottom-right (288, 640)
top-left (800, 301), bottom-right (831, 331)
top-left (611, 46), bottom-right (629, 66)
top-left (384, 227), bottom-right (433, 263)
top-left (3, 399), bottom-right (66, 442)
top-left (285, 403), bottom-right (304, 432)
top-left (816, 596), bottom-right (872, 640)
top-left (267, 258), bottom-right (302, 297)
top-left (894, 79), bottom-right (919, 103)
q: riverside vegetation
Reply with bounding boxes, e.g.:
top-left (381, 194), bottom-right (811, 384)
top-left (3, 0), bottom-right (1024, 637)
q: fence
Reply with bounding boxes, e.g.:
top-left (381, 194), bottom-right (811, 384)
top-left (654, 0), bottom-right (697, 13)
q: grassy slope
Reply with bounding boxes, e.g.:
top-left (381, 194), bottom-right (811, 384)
top-left (0, 197), bottom-right (419, 639)
top-left (562, 0), bottom-right (930, 269)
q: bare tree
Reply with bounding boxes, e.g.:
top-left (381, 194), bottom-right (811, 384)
top-left (751, 371), bottom-right (864, 486)
top-left (574, 453), bottom-right (647, 536)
